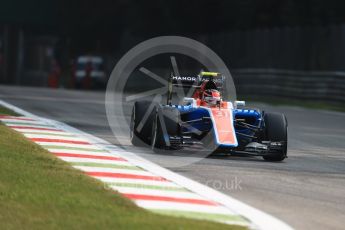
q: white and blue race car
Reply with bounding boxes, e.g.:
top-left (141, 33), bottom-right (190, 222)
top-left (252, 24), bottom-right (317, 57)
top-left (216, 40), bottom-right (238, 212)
top-left (130, 72), bottom-right (288, 161)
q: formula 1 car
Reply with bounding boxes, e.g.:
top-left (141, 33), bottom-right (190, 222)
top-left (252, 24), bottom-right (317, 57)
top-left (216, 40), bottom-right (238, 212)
top-left (130, 72), bottom-right (287, 161)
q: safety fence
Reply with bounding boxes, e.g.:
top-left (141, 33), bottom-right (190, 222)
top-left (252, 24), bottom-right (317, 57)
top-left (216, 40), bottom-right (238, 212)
top-left (232, 69), bottom-right (345, 106)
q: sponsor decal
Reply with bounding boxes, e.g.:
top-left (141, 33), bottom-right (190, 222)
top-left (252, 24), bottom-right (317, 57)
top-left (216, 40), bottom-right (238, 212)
top-left (172, 76), bottom-right (197, 81)
top-left (172, 75), bottom-right (224, 84)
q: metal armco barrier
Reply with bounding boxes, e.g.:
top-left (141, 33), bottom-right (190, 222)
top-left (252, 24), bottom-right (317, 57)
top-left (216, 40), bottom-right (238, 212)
top-left (232, 69), bottom-right (345, 106)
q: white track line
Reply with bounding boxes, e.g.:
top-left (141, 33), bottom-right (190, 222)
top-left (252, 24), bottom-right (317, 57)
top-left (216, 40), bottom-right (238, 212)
top-left (57, 157), bottom-right (133, 166)
top-left (135, 200), bottom-right (236, 215)
top-left (47, 149), bottom-right (112, 156)
top-left (72, 166), bottom-right (156, 176)
top-left (12, 129), bottom-right (71, 135)
top-left (0, 119), bottom-right (45, 124)
top-left (35, 143), bottom-right (104, 149)
top-left (6, 124), bottom-right (56, 129)
top-left (95, 177), bottom-right (182, 187)
top-left (112, 187), bottom-right (207, 200)
top-left (23, 134), bottom-right (90, 142)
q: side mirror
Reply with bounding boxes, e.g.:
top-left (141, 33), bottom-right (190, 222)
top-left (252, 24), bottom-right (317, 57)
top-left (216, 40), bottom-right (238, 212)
top-left (234, 100), bottom-right (246, 108)
top-left (183, 97), bottom-right (197, 107)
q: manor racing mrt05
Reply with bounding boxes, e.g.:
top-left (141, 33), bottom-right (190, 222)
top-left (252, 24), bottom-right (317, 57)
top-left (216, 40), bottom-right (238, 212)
top-left (130, 72), bottom-right (288, 161)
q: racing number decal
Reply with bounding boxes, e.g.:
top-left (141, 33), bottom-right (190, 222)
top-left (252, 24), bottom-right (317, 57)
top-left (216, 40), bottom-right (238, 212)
top-left (213, 110), bottom-right (229, 118)
top-left (210, 108), bottom-right (237, 146)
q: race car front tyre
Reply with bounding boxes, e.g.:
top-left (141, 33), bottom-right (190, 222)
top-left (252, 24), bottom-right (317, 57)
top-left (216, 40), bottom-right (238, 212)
top-left (262, 112), bottom-right (288, 161)
top-left (151, 107), bottom-right (180, 152)
top-left (130, 101), bottom-right (155, 146)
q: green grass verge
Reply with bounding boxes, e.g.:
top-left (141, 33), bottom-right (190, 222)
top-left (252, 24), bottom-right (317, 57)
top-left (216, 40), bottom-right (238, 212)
top-left (240, 96), bottom-right (345, 113)
top-left (0, 108), bottom-right (245, 230)
top-left (0, 106), bottom-right (19, 116)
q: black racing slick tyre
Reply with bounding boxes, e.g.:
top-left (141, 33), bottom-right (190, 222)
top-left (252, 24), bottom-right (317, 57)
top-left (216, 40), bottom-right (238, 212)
top-left (151, 106), bottom-right (180, 152)
top-left (130, 101), bottom-right (155, 146)
top-left (263, 112), bottom-right (288, 162)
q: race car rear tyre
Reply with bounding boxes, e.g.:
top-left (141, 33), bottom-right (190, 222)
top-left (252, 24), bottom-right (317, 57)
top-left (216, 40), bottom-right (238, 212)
top-left (151, 107), bottom-right (180, 152)
top-left (262, 112), bottom-right (288, 162)
top-left (130, 101), bottom-right (155, 146)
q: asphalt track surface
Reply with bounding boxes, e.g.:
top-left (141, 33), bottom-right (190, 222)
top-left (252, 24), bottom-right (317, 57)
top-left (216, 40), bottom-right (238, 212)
top-left (1, 85), bottom-right (345, 230)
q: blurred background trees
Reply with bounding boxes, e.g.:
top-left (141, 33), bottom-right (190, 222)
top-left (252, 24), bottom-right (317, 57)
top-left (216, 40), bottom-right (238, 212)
top-left (1, 0), bottom-right (345, 86)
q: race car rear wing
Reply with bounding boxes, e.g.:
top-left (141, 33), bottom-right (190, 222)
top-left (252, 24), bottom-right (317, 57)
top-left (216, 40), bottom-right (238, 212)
top-left (167, 72), bottom-right (225, 105)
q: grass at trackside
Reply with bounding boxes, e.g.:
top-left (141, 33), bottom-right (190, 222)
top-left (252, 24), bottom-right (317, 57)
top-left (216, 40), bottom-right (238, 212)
top-left (0, 106), bottom-right (19, 116)
top-left (0, 108), bottom-right (245, 230)
top-left (241, 96), bottom-right (345, 113)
